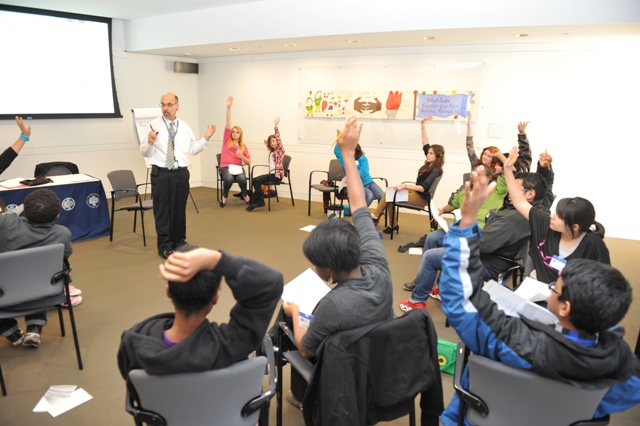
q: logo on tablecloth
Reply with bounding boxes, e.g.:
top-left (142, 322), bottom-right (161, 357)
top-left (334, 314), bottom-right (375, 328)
top-left (86, 193), bottom-right (101, 209)
top-left (61, 197), bottom-right (76, 211)
top-left (5, 204), bottom-right (18, 211)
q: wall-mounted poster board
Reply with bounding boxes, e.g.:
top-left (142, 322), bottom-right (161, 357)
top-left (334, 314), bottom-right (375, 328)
top-left (298, 63), bottom-right (486, 149)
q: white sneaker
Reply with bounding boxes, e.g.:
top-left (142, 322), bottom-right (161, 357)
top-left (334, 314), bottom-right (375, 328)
top-left (61, 295), bottom-right (82, 308)
top-left (67, 285), bottom-right (82, 297)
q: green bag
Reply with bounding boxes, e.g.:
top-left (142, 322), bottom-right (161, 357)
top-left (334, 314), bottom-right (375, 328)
top-left (437, 339), bottom-right (457, 375)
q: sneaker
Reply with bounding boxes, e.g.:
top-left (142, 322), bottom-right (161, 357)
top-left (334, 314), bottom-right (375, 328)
top-left (66, 285), bottom-right (82, 297)
top-left (399, 299), bottom-right (426, 312)
top-left (23, 325), bottom-right (42, 348)
top-left (6, 329), bottom-right (24, 346)
top-left (403, 280), bottom-right (415, 291)
top-left (286, 390), bottom-right (302, 410)
top-left (429, 287), bottom-right (441, 302)
top-left (61, 295), bottom-right (83, 308)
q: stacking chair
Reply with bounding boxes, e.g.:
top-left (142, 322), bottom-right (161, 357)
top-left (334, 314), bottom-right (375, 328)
top-left (216, 153), bottom-right (250, 202)
top-left (390, 175), bottom-right (443, 240)
top-left (125, 336), bottom-right (276, 426)
top-left (107, 170), bottom-right (153, 246)
top-left (0, 244), bottom-right (82, 396)
top-left (495, 241), bottom-right (529, 289)
top-left (250, 155), bottom-right (295, 211)
top-left (275, 309), bottom-right (443, 426)
top-left (453, 341), bottom-right (610, 426)
top-left (308, 159), bottom-right (344, 216)
top-left (34, 161), bottom-right (79, 177)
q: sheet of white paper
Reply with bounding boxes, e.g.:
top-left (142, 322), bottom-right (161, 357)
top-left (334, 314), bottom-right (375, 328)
top-left (430, 200), bottom-right (449, 232)
top-left (33, 397), bottom-right (51, 413)
top-left (338, 177), bottom-right (347, 193)
top-left (514, 277), bottom-right (551, 302)
top-left (228, 164), bottom-right (244, 175)
top-left (483, 281), bottom-right (558, 324)
top-left (452, 209), bottom-right (462, 221)
top-left (386, 187), bottom-right (408, 202)
top-left (0, 177), bottom-right (26, 189)
top-left (408, 247), bottom-right (423, 255)
top-left (49, 174), bottom-right (98, 183)
top-left (299, 225), bottom-right (316, 232)
top-left (48, 388), bottom-right (93, 417)
top-left (281, 268), bottom-right (330, 320)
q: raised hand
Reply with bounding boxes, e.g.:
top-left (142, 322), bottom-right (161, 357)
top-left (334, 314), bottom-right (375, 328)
top-left (274, 117), bottom-right (280, 127)
top-left (421, 115), bottom-right (433, 124)
top-left (460, 168), bottom-right (497, 228)
top-left (15, 116), bottom-right (31, 137)
top-left (226, 96), bottom-right (234, 107)
top-left (539, 151), bottom-right (553, 169)
top-left (204, 124), bottom-right (216, 140)
top-left (336, 117), bottom-right (361, 156)
top-left (159, 248), bottom-right (221, 283)
top-left (517, 121), bottom-right (530, 134)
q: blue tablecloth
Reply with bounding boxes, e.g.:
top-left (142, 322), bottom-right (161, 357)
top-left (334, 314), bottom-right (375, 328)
top-left (0, 176), bottom-right (110, 242)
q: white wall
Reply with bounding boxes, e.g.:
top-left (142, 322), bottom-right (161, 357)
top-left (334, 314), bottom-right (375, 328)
top-left (197, 41), bottom-right (640, 240)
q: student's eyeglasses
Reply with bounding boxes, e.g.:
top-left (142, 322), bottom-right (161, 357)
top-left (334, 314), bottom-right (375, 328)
top-left (548, 282), bottom-right (560, 295)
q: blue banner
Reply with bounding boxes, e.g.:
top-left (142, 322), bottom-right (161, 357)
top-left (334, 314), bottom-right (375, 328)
top-left (415, 93), bottom-right (474, 119)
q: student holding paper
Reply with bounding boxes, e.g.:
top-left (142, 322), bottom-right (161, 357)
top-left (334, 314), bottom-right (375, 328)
top-left (370, 115), bottom-right (445, 234)
top-left (219, 96), bottom-right (251, 207)
top-left (281, 117), bottom-right (394, 408)
top-left (438, 167), bottom-right (640, 426)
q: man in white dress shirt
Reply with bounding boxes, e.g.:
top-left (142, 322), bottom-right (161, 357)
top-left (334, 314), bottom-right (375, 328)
top-left (140, 93), bottom-right (216, 259)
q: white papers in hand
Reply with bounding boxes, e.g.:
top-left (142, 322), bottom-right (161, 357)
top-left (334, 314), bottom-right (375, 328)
top-left (386, 187), bottom-right (408, 202)
top-left (483, 280), bottom-right (558, 325)
top-left (430, 200), bottom-right (448, 232)
top-left (338, 177), bottom-right (347, 193)
top-left (228, 164), bottom-right (244, 175)
top-left (33, 385), bottom-right (93, 417)
top-left (299, 225), bottom-right (316, 232)
top-left (452, 209), bottom-right (462, 221)
top-left (514, 277), bottom-right (551, 303)
top-left (408, 247), bottom-right (423, 255)
top-left (281, 268), bottom-right (330, 327)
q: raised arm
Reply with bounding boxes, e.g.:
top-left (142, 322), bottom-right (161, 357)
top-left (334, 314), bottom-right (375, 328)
top-left (421, 115), bottom-right (433, 146)
top-left (504, 147), bottom-right (533, 220)
top-left (465, 112), bottom-right (478, 167)
top-left (337, 117), bottom-right (366, 211)
top-left (11, 116), bottom-right (30, 154)
top-left (536, 152), bottom-right (555, 212)
top-left (514, 121), bottom-right (532, 173)
top-left (225, 96), bottom-right (233, 129)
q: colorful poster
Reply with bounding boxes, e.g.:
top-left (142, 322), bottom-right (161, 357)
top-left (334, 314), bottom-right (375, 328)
top-left (303, 89), bottom-right (477, 120)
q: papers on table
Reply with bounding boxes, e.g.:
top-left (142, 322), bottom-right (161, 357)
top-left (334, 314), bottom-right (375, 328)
top-left (514, 277), bottom-right (551, 303)
top-left (281, 268), bottom-right (331, 328)
top-left (228, 164), bottom-right (244, 175)
top-left (408, 247), bottom-right (423, 255)
top-left (50, 174), bottom-right (98, 184)
top-left (483, 280), bottom-right (558, 325)
top-left (0, 177), bottom-right (27, 189)
top-left (386, 187), bottom-right (408, 202)
top-left (299, 225), bottom-right (316, 232)
top-left (0, 174), bottom-right (98, 191)
top-left (33, 385), bottom-right (92, 417)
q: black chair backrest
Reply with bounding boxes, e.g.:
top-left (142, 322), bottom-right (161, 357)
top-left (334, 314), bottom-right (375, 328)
top-left (34, 162), bottom-right (79, 177)
top-left (282, 155), bottom-right (292, 174)
top-left (107, 170), bottom-right (139, 202)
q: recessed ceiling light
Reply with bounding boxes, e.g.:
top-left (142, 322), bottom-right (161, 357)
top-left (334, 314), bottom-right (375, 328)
top-left (513, 33), bottom-right (529, 38)
top-left (563, 33), bottom-right (570, 36)
top-left (181, 52), bottom-right (192, 56)
top-left (228, 47), bottom-right (240, 51)
top-left (283, 44), bottom-right (297, 47)
top-left (422, 36), bottom-right (437, 40)
top-left (347, 40), bottom-right (361, 44)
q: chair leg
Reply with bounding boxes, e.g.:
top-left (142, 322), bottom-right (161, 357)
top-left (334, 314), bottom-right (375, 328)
top-left (288, 177), bottom-right (295, 206)
top-left (141, 211), bottom-right (146, 247)
top-left (110, 199), bottom-right (115, 242)
top-left (62, 289), bottom-right (84, 370)
top-left (189, 190), bottom-right (199, 213)
top-left (0, 361), bottom-right (7, 396)
top-left (308, 187), bottom-right (312, 216)
top-left (409, 404), bottom-right (416, 426)
top-left (133, 210), bottom-right (138, 233)
top-left (58, 306), bottom-right (66, 336)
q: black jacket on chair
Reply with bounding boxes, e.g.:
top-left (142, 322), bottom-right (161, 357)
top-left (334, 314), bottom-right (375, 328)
top-left (34, 161), bottom-right (79, 177)
top-left (302, 309), bottom-right (444, 426)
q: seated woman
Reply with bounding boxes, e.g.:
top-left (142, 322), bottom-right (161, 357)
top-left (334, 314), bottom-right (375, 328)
top-left (219, 96), bottom-right (251, 207)
top-left (371, 115), bottom-right (445, 234)
top-left (504, 147), bottom-right (610, 284)
top-left (247, 118), bottom-right (285, 211)
top-left (333, 141), bottom-right (383, 208)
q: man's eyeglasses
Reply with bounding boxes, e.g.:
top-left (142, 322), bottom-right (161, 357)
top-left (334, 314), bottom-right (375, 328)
top-left (548, 281), bottom-right (560, 295)
top-left (160, 103), bottom-right (177, 108)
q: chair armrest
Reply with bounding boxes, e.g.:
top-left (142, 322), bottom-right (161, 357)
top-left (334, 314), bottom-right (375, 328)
top-left (453, 341), bottom-right (488, 419)
top-left (51, 267), bottom-right (72, 286)
top-left (250, 164), bottom-right (269, 180)
top-left (371, 176), bottom-right (388, 188)
top-left (241, 336), bottom-right (278, 417)
top-left (125, 390), bottom-right (167, 426)
top-left (284, 351), bottom-right (313, 383)
top-left (309, 170), bottom-right (330, 186)
top-left (277, 322), bottom-right (296, 346)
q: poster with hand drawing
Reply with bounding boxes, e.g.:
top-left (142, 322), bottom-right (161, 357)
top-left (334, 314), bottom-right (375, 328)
top-left (303, 89), bottom-right (477, 121)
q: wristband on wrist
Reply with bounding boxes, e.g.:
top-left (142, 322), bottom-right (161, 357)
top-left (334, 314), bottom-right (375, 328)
top-left (19, 134), bottom-right (29, 142)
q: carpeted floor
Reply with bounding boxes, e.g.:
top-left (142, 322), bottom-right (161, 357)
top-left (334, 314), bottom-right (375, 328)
top-left (1, 187), bottom-right (638, 425)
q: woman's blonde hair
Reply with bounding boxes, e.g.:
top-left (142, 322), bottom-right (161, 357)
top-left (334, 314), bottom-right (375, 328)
top-left (227, 125), bottom-right (245, 150)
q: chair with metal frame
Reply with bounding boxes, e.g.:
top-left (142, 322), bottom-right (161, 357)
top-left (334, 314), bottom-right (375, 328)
top-left (307, 159), bottom-right (344, 216)
top-left (125, 335), bottom-right (276, 426)
top-left (107, 170), bottom-right (153, 247)
top-left (389, 175), bottom-right (443, 240)
top-left (250, 155), bottom-right (295, 211)
top-left (0, 244), bottom-right (82, 396)
top-left (216, 153), bottom-right (251, 202)
top-left (34, 161), bottom-right (79, 177)
top-left (453, 341), bottom-right (610, 426)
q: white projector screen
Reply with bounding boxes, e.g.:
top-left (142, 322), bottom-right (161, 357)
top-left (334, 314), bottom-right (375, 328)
top-left (0, 5), bottom-right (122, 120)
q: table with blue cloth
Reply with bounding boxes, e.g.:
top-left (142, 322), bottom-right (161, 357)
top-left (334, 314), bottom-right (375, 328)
top-left (0, 174), bottom-right (110, 242)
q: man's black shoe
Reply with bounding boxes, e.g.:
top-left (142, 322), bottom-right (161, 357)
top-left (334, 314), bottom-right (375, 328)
top-left (159, 250), bottom-right (173, 259)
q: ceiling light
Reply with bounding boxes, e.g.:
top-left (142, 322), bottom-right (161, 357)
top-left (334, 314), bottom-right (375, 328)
top-left (228, 47), bottom-right (240, 51)
top-left (283, 44), bottom-right (297, 47)
top-left (347, 40), bottom-right (361, 44)
top-left (422, 36), bottom-right (436, 40)
top-left (181, 52), bottom-right (191, 56)
top-left (513, 34), bottom-right (529, 38)
top-left (563, 33), bottom-right (570, 36)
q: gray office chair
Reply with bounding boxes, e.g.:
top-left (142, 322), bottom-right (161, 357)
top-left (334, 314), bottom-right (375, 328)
top-left (250, 155), bottom-right (295, 211)
top-left (216, 153), bottom-right (251, 202)
top-left (0, 244), bottom-right (81, 396)
top-left (126, 335), bottom-right (276, 426)
top-left (390, 175), bottom-right (443, 240)
top-left (308, 159), bottom-right (344, 216)
top-left (453, 341), bottom-right (610, 426)
top-left (107, 170), bottom-right (153, 246)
